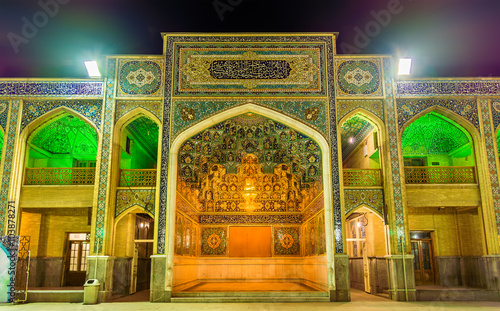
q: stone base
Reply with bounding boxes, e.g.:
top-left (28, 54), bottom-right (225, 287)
top-left (329, 289), bottom-right (350, 302)
top-left (331, 254), bottom-right (350, 302)
top-left (86, 256), bottom-right (114, 302)
top-left (150, 255), bottom-right (169, 302)
top-left (416, 288), bottom-right (500, 301)
top-left (386, 255), bottom-right (416, 301)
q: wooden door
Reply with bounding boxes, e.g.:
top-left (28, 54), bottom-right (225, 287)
top-left (65, 234), bottom-right (90, 286)
top-left (411, 239), bottom-right (434, 286)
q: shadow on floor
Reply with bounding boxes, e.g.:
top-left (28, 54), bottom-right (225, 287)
top-left (350, 288), bottom-right (391, 302)
top-left (112, 290), bottom-right (150, 302)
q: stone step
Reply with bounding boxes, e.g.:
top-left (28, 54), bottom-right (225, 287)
top-left (171, 296), bottom-right (331, 303)
top-left (27, 290), bottom-right (83, 303)
top-left (416, 289), bottom-right (500, 301)
top-left (174, 291), bottom-right (329, 298)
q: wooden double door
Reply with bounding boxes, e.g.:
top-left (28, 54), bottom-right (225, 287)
top-left (411, 238), bottom-right (434, 286)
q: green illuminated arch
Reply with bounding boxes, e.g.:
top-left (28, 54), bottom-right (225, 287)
top-left (401, 112), bottom-right (473, 166)
top-left (120, 116), bottom-right (159, 169)
top-left (27, 114), bottom-right (98, 168)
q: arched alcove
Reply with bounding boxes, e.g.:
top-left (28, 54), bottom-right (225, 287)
top-left (401, 109), bottom-right (487, 288)
top-left (167, 105), bottom-right (335, 295)
top-left (17, 110), bottom-right (99, 288)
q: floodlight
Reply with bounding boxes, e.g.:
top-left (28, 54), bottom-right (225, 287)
top-left (84, 61), bottom-right (101, 78)
top-left (398, 58), bottom-right (412, 75)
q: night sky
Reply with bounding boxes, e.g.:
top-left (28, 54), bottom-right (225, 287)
top-left (1, 0), bottom-right (500, 78)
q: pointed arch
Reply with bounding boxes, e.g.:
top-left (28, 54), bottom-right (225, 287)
top-left (115, 107), bottom-right (161, 132)
top-left (399, 105), bottom-right (479, 141)
top-left (164, 103), bottom-right (337, 289)
top-left (346, 204), bottom-right (384, 222)
top-left (22, 106), bottom-right (100, 143)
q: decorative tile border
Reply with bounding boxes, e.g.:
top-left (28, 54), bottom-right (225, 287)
top-left (397, 98), bottom-right (479, 133)
top-left (0, 81), bottom-right (103, 97)
top-left (0, 100), bottom-right (20, 234)
top-left (491, 100), bottom-right (500, 131)
top-left (337, 100), bottom-right (384, 122)
top-left (344, 189), bottom-right (384, 216)
top-left (93, 59), bottom-right (117, 254)
top-left (116, 189), bottom-right (156, 217)
top-left (21, 100), bottom-right (102, 133)
top-left (383, 59), bottom-right (406, 253)
top-left (199, 214), bottom-right (302, 225)
top-left (171, 98), bottom-right (328, 141)
top-left (396, 80), bottom-right (500, 96)
top-left (480, 99), bottom-right (500, 236)
top-left (0, 100), bottom-right (8, 132)
top-left (115, 100), bottom-right (162, 123)
top-left (170, 38), bottom-right (328, 97)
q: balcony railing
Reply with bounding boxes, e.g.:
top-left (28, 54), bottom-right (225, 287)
top-left (24, 167), bottom-right (96, 185)
top-left (343, 169), bottom-right (382, 187)
top-left (120, 169), bottom-right (156, 187)
top-left (404, 166), bottom-right (476, 184)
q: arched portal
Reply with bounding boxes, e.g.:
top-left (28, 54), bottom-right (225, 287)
top-left (339, 111), bottom-right (388, 296)
top-left (18, 110), bottom-right (99, 288)
top-left (111, 111), bottom-right (160, 300)
top-left (167, 104), bottom-right (335, 297)
top-left (401, 110), bottom-right (486, 288)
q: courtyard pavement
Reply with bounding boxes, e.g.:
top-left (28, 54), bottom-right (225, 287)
top-left (2, 289), bottom-right (500, 310)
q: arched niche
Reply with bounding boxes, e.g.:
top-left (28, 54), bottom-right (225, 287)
top-left (165, 103), bottom-right (336, 294)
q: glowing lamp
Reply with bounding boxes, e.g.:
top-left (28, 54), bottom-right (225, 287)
top-left (84, 61), bottom-right (101, 78)
top-left (398, 58), bottom-right (412, 75)
top-left (242, 177), bottom-right (258, 212)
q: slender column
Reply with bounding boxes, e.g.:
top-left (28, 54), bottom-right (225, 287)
top-left (88, 57), bottom-right (118, 301)
top-left (382, 57), bottom-right (416, 301)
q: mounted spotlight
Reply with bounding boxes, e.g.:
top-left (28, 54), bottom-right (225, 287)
top-left (84, 61), bottom-right (101, 78)
top-left (398, 58), bottom-right (412, 75)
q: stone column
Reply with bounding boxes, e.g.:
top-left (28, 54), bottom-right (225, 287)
top-left (386, 255), bottom-right (416, 301)
top-left (382, 57), bottom-right (416, 301)
top-left (330, 254), bottom-right (350, 301)
top-left (150, 255), bottom-right (169, 302)
top-left (87, 57), bottom-right (118, 301)
top-left (86, 256), bottom-right (115, 302)
top-left (484, 255), bottom-right (500, 291)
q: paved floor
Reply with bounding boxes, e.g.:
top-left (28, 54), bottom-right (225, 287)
top-left (4, 289), bottom-right (500, 310)
top-left (183, 282), bottom-right (319, 292)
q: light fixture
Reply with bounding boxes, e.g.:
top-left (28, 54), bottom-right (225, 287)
top-left (398, 58), bottom-right (412, 75)
top-left (84, 61), bottom-right (101, 78)
top-left (348, 137), bottom-right (355, 144)
top-left (242, 177), bottom-right (258, 212)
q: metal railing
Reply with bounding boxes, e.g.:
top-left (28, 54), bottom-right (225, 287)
top-left (120, 169), bottom-right (156, 187)
top-left (343, 169), bottom-right (382, 187)
top-left (404, 166), bottom-right (476, 184)
top-left (24, 167), bottom-right (96, 185)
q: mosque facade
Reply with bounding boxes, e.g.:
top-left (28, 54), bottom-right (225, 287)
top-left (1, 33), bottom-right (500, 303)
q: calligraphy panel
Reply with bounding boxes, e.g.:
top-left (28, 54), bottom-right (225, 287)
top-left (173, 46), bottom-right (326, 96)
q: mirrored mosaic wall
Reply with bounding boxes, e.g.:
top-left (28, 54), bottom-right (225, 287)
top-left (177, 114), bottom-right (323, 213)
